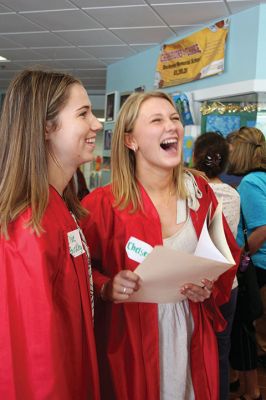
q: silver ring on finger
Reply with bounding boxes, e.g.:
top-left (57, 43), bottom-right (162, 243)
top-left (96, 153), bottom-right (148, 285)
top-left (123, 286), bottom-right (127, 294)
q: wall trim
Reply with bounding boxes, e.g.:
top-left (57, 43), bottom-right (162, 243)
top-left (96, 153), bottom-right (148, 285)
top-left (192, 79), bottom-right (266, 101)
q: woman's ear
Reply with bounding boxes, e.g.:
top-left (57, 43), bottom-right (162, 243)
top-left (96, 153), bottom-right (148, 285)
top-left (45, 121), bottom-right (54, 140)
top-left (125, 134), bottom-right (138, 152)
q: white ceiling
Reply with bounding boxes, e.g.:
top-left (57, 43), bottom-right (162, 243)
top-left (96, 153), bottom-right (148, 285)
top-left (0, 0), bottom-right (264, 92)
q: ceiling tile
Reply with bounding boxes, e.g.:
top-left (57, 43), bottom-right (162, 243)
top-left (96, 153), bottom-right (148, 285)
top-left (0, 4), bottom-right (13, 12)
top-left (0, 48), bottom-right (49, 61)
top-left (81, 45), bottom-right (135, 58)
top-left (22, 9), bottom-right (102, 31)
top-left (149, 0), bottom-right (224, 3)
top-left (56, 29), bottom-right (124, 46)
top-left (100, 58), bottom-right (123, 65)
top-left (171, 24), bottom-right (204, 36)
top-left (2, 32), bottom-right (71, 47)
top-left (74, 69), bottom-right (106, 78)
top-left (58, 59), bottom-right (107, 68)
top-left (0, 0), bottom-right (76, 12)
top-left (16, 59), bottom-right (68, 69)
top-left (0, 13), bottom-right (46, 33)
top-left (152, 2), bottom-right (229, 25)
top-left (73, 0), bottom-right (145, 5)
top-left (111, 26), bottom-right (174, 44)
top-left (0, 35), bottom-right (24, 49)
top-left (0, 61), bottom-right (26, 70)
top-left (32, 46), bottom-right (95, 59)
top-left (84, 5), bottom-right (166, 28)
top-left (130, 43), bottom-right (156, 51)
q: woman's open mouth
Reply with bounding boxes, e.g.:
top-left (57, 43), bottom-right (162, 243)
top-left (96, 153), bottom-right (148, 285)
top-left (160, 138), bottom-right (178, 151)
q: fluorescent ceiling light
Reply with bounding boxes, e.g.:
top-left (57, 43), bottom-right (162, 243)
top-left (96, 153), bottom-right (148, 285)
top-left (0, 56), bottom-right (10, 62)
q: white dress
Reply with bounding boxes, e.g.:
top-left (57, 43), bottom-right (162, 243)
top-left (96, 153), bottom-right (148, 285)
top-left (209, 182), bottom-right (240, 289)
top-left (159, 172), bottom-right (201, 400)
top-left (209, 182), bottom-right (240, 238)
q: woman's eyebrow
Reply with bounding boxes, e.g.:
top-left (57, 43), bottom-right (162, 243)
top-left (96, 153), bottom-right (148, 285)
top-left (76, 105), bottom-right (91, 112)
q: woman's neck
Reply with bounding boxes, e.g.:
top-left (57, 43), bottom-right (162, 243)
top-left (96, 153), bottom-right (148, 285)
top-left (136, 166), bottom-right (175, 200)
top-left (47, 156), bottom-right (73, 196)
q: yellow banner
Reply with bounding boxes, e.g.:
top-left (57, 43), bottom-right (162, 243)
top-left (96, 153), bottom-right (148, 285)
top-left (155, 20), bottom-right (229, 88)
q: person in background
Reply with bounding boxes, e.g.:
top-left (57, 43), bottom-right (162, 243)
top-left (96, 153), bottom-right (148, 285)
top-left (219, 131), bottom-right (243, 189)
top-left (228, 127), bottom-right (266, 400)
top-left (81, 91), bottom-right (240, 400)
top-left (0, 69), bottom-right (102, 400)
top-left (193, 131), bottom-right (240, 400)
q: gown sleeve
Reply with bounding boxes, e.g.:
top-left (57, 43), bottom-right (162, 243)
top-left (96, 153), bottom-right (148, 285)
top-left (0, 219), bottom-right (70, 399)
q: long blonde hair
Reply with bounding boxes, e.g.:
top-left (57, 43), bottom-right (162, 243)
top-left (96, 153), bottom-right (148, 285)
top-left (228, 127), bottom-right (266, 175)
top-left (0, 69), bottom-right (87, 238)
top-left (111, 91), bottom-right (186, 212)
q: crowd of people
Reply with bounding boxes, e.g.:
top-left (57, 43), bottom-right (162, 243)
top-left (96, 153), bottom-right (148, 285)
top-left (0, 68), bottom-right (265, 400)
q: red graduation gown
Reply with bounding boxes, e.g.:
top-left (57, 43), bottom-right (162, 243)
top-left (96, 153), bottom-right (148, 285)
top-left (0, 187), bottom-right (100, 400)
top-left (82, 176), bottom-right (240, 400)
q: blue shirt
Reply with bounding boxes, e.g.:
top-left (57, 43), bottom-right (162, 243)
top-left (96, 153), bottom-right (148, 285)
top-left (236, 171), bottom-right (266, 270)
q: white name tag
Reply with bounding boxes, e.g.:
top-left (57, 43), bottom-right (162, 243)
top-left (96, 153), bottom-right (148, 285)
top-left (126, 236), bottom-right (153, 264)
top-left (67, 229), bottom-right (85, 257)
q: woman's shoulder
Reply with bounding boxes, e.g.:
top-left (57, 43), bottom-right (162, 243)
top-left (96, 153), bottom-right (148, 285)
top-left (210, 182), bottom-right (240, 198)
top-left (242, 170), bottom-right (266, 183)
top-left (239, 171), bottom-right (266, 193)
top-left (185, 170), bottom-right (209, 194)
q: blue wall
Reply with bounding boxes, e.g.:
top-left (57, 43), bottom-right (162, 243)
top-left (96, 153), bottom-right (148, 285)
top-left (256, 4), bottom-right (266, 79)
top-left (106, 5), bottom-right (262, 95)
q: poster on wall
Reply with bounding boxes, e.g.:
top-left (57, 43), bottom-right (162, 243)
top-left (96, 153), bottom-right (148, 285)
top-left (154, 19), bottom-right (229, 88)
top-left (183, 136), bottom-right (194, 166)
top-left (172, 93), bottom-right (194, 126)
top-left (206, 115), bottom-right (241, 136)
top-left (105, 91), bottom-right (119, 122)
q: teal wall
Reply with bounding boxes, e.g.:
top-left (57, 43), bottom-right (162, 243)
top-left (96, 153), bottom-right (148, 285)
top-left (256, 4), bottom-right (266, 79)
top-left (106, 5), bottom-right (262, 95)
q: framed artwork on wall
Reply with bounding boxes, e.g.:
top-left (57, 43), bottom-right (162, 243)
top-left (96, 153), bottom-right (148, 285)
top-left (120, 92), bottom-right (131, 109)
top-left (105, 91), bottom-right (119, 122)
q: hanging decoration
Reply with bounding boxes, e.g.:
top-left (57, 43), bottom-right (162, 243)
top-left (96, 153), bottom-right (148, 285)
top-left (201, 101), bottom-right (258, 115)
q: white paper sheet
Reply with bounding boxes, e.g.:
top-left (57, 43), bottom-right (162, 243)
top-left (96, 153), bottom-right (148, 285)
top-left (126, 204), bottom-right (235, 304)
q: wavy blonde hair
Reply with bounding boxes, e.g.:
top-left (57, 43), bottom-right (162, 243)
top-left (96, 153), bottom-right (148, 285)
top-left (228, 126), bottom-right (266, 175)
top-left (111, 91), bottom-right (187, 212)
top-left (0, 69), bottom-right (87, 238)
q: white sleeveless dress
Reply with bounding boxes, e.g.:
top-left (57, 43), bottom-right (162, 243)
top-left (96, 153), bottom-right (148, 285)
top-left (159, 172), bottom-right (202, 400)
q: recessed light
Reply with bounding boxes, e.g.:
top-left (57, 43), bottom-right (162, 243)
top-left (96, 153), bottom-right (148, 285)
top-left (0, 56), bottom-right (10, 62)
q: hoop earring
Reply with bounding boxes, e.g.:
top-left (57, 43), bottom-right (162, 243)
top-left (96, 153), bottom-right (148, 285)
top-left (132, 145), bottom-right (136, 152)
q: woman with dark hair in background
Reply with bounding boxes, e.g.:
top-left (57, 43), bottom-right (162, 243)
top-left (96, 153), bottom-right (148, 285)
top-left (193, 131), bottom-right (240, 400)
top-left (228, 127), bottom-right (266, 400)
top-left (0, 69), bottom-right (102, 399)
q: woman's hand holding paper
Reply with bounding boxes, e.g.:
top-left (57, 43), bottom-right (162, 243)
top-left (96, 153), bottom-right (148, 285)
top-left (102, 270), bottom-right (141, 303)
top-left (180, 278), bottom-right (214, 302)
